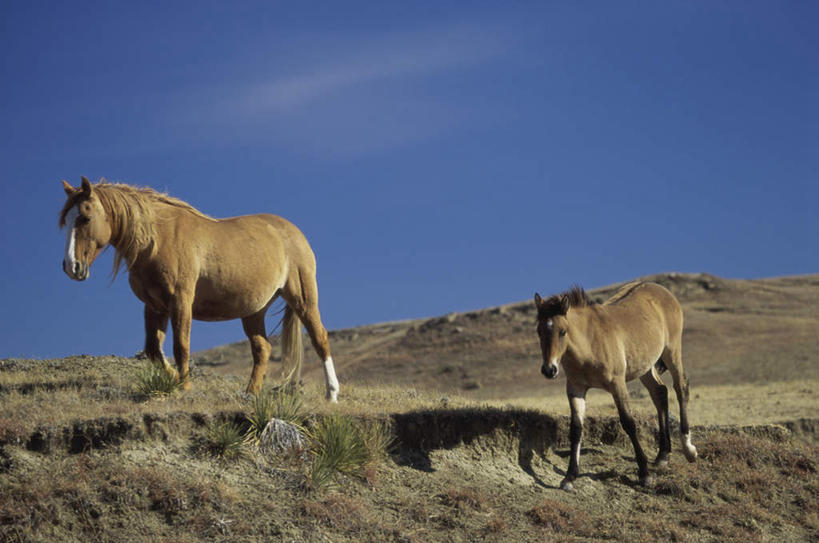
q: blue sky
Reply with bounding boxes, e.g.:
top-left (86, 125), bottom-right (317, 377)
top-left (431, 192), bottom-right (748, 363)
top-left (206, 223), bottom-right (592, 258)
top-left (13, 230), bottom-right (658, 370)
top-left (2, 2), bottom-right (817, 359)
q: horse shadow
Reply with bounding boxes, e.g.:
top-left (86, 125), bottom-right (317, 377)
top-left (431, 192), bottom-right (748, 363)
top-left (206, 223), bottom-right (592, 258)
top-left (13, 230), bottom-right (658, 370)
top-left (391, 407), bottom-right (568, 486)
top-left (391, 408), bottom-right (649, 488)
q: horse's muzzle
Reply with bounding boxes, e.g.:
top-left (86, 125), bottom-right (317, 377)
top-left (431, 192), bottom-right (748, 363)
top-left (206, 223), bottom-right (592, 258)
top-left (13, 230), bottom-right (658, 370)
top-left (63, 259), bottom-right (89, 281)
top-left (541, 363), bottom-right (559, 379)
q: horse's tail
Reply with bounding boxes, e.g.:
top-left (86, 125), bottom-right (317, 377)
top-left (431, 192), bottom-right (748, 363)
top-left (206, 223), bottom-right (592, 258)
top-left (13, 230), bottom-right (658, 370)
top-left (280, 305), bottom-right (303, 386)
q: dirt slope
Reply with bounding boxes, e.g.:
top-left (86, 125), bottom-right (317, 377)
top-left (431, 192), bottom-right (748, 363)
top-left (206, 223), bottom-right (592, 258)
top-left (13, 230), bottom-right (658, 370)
top-left (197, 273), bottom-right (819, 399)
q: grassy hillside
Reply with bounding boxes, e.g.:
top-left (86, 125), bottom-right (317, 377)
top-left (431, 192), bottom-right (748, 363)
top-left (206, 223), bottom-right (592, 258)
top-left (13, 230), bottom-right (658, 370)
top-left (1, 355), bottom-right (817, 542)
top-left (198, 273), bottom-right (819, 426)
top-left (198, 273), bottom-right (819, 396)
top-left (1, 273), bottom-right (817, 541)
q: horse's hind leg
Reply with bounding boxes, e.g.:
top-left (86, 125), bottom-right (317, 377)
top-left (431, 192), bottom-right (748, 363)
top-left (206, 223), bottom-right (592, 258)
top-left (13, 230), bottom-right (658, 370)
top-left (640, 366), bottom-right (671, 467)
top-left (242, 308), bottom-right (272, 395)
top-left (282, 270), bottom-right (339, 402)
top-left (662, 347), bottom-right (697, 462)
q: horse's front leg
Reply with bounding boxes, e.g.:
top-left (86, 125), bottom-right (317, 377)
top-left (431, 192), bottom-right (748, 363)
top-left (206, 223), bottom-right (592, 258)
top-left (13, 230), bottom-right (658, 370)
top-left (611, 379), bottom-right (650, 486)
top-left (169, 295), bottom-right (193, 390)
top-left (143, 305), bottom-right (176, 378)
top-left (561, 384), bottom-right (588, 491)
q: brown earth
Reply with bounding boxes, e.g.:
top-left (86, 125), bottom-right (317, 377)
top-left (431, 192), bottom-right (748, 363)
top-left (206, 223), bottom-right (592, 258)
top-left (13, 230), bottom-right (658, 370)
top-left (1, 272), bottom-right (817, 542)
top-left (199, 272), bottom-right (819, 424)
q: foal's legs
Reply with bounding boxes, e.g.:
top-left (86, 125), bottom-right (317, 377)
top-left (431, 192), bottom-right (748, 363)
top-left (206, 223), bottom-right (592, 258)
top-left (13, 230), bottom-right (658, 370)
top-left (561, 383), bottom-right (588, 491)
top-left (242, 308), bottom-right (273, 395)
top-left (640, 365), bottom-right (671, 466)
top-left (662, 347), bottom-right (697, 462)
top-left (143, 305), bottom-right (176, 377)
top-left (611, 379), bottom-right (651, 486)
top-left (281, 269), bottom-right (339, 402)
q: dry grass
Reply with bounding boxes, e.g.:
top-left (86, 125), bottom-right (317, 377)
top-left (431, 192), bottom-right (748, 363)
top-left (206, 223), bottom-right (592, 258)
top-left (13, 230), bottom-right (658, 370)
top-left (483, 378), bottom-right (819, 427)
top-left (197, 273), bottom-right (819, 401)
top-left (527, 498), bottom-right (593, 536)
top-left (300, 494), bottom-right (367, 532)
top-left (441, 487), bottom-right (487, 511)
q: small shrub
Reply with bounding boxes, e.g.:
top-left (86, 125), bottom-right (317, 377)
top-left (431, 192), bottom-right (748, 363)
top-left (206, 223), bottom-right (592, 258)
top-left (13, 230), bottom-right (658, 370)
top-left (246, 387), bottom-right (304, 442)
top-left (205, 421), bottom-right (246, 461)
top-left (308, 415), bottom-right (369, 489)
top-left (134, 364), bottom-right (184, 398)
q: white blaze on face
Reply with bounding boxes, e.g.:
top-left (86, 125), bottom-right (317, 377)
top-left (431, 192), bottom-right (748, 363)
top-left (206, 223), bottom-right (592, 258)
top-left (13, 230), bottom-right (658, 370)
top-left (63, 205), bottom-right (79, 276)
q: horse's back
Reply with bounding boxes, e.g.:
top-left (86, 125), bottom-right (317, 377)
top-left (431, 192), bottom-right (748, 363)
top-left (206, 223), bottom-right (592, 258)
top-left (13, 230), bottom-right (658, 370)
top-left (605, 281), bottom-right (683, 340)
top-left (211, 213), bottom-right (316, 263)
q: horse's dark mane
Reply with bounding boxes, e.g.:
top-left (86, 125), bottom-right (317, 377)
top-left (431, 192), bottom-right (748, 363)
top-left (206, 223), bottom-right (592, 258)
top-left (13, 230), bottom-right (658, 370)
top-left (537, 285), bottom-right (595, 319)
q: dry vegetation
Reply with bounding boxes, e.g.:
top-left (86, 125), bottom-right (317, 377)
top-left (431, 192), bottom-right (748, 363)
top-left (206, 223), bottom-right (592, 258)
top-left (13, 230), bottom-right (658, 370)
top-left (1, 273), bottom-right (817, 542)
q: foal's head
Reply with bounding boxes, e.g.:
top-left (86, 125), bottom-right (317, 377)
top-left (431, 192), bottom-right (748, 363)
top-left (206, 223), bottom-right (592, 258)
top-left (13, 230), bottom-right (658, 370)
top-left (59, 177), bottom-right (112, 281)
top-left (534, 286), bottom-right (592, 379)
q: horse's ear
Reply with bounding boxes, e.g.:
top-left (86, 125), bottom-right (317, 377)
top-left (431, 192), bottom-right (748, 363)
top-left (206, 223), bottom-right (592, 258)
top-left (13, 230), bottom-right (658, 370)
top-left (80, 176), bottom-right (93, 195)
top-left (534, 293), bottom-right (543, 308)
top-left (62, 180), bottom-right (75, 196)
top-left (559, 295), bottom-right (570, 315)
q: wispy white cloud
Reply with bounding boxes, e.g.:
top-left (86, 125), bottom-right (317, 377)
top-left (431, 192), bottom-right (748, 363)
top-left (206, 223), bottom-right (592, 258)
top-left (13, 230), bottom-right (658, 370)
top-left (169, 23), bottom-right (513, 155)
top-left (230, 24), bottom-right (505, 116)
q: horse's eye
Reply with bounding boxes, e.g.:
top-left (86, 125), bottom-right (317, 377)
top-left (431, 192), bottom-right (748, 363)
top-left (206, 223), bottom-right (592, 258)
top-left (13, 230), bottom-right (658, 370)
top-left (559, 329), bottom-right (567, 337)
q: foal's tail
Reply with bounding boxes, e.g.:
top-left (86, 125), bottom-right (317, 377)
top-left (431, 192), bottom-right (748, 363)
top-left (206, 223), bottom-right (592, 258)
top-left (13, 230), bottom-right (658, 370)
top-left (280, 305), bottom-right (304, 385)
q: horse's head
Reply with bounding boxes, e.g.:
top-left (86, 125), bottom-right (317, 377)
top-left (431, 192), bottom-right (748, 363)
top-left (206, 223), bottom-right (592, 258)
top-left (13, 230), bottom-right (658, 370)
top-left (59, 177), bottom-right (112, 281)
top-left (534, 292), bottom-right (571, 379)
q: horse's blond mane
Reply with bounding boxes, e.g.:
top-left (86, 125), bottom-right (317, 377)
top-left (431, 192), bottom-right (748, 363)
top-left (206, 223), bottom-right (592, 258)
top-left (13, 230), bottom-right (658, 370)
top-left (60, 182), bottom-right (212, 279)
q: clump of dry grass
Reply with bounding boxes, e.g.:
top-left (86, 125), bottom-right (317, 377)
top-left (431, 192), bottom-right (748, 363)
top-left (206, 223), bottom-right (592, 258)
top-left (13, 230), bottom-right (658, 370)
top-left (307, 415), bottom-right (369, 489)
top-left (245, 387), bottom-right (305, 443)
top-left (485, 514), bottom-right (508, 534)
top-left (306, 414), bottom-right (396, 490)
top-left (527, 499), bottom-right (593, 536)
top-left (441, 487), bottom-right (487, 511)
top-left (300, 493), bottom-right (367, 532)
top-left (134, 364), bottom-right (185, 398)
top-left (204, 421), bottom-right (246, 461)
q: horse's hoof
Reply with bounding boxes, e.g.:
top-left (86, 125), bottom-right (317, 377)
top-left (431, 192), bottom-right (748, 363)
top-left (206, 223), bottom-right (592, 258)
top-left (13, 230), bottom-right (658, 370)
top-left (639, 474), bottom-right (653, 488)
top-left (654, 457), bottom-right (669, 469)
top-left (684, 446), bottom-right (698, 462)
top-left (560, 479), bottom-right (575, 492)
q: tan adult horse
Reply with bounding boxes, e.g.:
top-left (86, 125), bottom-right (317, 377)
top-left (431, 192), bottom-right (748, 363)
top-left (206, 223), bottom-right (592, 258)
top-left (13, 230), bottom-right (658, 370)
top-left (534, 282), bottom-right (697, 490)
top-left (59, 177), bottom-right (339, 401)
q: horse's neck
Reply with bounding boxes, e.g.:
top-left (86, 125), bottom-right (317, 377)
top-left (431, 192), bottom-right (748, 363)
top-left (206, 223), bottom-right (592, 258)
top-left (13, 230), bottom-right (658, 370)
top-left (566, 307), bottom-right (610, 360)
